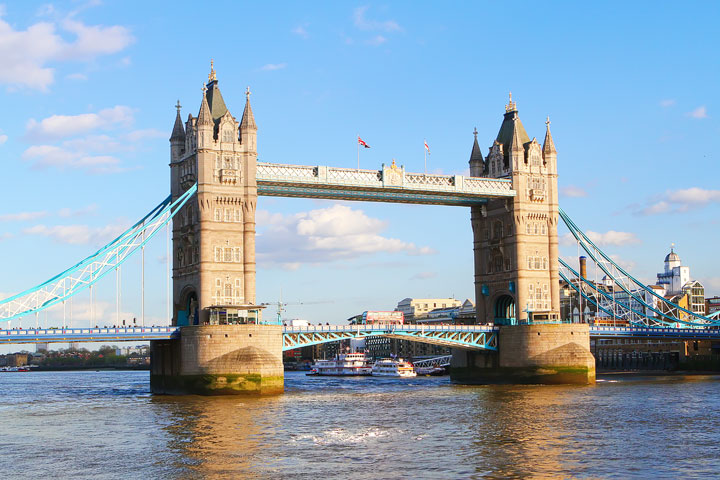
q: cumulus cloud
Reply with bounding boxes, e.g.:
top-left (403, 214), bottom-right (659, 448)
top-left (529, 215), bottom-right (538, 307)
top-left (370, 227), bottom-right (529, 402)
top-left (0, 210), bottom-right (48, 222)
top-left (0, 10), bottom-right (134, 90)
top-left (367, 35), bottom-right (387, 46)
top-left (687, 106), bottom-right (708, 119)
top-left (353, 6), bottom-right (402, 32)
top-left (22, 145), bottom-right (121, 173)
top-left (22, 221), bottom-right (128, 245)
top-left (560, 230), bottom-right (640, 247)
top-left (0, 134), bottom-right (7, 145)
top-left (636, 187), bottom-right (720, 215)
top-left (659, 99), bottom-right (676, 107)
top-left (411, 271), bottom-right (437, 280)
top-left (26, 105), bottom-right (134, 140)
top-left (559, 185), bottom-right (587, 198)
top-left (57, 204), bottom-right (98, 218)
top-left (260, 63), bottom-right (287, 71)
top-left (256, 204), bottom-right (435, 268)
top-left (291, 25), bottom-right (308, 38)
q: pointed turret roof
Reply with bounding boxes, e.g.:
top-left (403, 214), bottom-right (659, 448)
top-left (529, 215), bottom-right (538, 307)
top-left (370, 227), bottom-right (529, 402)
top-left (240, 86), bottom-right (257, 130)
top-left (197, 84), bottom-right (213, 127)
top-left (496, 93), bottom-right (530, 152)
top-left (469, 127), bottom-right (483, 164)
top-left (543, 116), bottom-right (556, 155)
top-left (170, 100), bottom-right (185, 142)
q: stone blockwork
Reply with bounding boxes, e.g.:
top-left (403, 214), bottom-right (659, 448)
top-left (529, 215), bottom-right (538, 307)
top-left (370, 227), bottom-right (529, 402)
top-left (151, 325), bottom-right (284, 395)
top-left (450, 324), bottom-right (595, 385)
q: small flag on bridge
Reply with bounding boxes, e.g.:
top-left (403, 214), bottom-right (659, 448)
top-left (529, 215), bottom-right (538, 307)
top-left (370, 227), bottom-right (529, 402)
top-left (424, 139), bottom-right (430, 155)
top-left (358, 136), bottom-right (371, 148)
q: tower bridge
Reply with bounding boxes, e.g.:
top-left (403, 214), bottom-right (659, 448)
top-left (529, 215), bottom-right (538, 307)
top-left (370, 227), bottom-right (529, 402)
top-left (2, 63), bottom-right (719, 394)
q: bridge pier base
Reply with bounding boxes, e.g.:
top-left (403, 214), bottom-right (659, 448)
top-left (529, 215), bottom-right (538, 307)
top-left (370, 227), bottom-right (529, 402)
top-left (450, 324), bottom-right (595, 385)
top-left (150, 325), bottom-right (284, 395)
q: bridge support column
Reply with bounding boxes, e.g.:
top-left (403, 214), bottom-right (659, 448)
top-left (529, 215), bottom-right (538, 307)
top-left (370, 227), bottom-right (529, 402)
top-left (450, 324), bottom-right (595, 385)
top-left (150, 324), bottom-right (284, 395)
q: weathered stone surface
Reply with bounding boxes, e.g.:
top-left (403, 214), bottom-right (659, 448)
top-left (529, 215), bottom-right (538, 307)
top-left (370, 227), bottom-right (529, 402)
top-left (450, 324), bottom-right (596, 385)
top-left (151, 324), bottom-right (283, 395)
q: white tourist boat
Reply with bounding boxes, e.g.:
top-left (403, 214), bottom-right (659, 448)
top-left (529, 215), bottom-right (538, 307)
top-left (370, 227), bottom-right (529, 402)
top-left (308, 352), bottom-right (372, 376)
top-left (371, 358), bottom-right (417, 377)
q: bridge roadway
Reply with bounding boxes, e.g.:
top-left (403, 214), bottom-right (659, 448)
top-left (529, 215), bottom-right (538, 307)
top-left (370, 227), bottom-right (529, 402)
top-left (1, 324), bottom-right (719, 348)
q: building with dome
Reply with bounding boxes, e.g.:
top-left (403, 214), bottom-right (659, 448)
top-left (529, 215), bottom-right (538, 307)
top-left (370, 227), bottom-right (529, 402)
top-left (655, 246), bottom-right (705, 315)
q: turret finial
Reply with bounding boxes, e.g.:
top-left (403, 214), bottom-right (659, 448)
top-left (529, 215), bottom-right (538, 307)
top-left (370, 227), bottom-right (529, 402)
top-left (246, 86), bottom-right (251, 99)
top-left (505, 91), bottom-right (517, 112)
top-left (546, 116), bottom-right (551, 127)
top-left (208, 59), bottom-right (217, 82)
top-left (175, 100), bottom-right (182, 113)
top-left (202, 82), bottom-right (207, 94)
top-left (671, 242), bottom-right (675, 253)
top-left (473, 127), bottom-right (478, 139)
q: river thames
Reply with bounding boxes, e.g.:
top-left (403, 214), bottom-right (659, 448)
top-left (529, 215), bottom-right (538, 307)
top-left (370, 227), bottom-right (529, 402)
top-left (1, 371), bottom-right (719, 479)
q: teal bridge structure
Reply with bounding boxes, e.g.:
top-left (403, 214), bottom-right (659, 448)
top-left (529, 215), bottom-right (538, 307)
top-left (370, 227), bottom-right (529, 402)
top-left (2, 160), bottom-right (720, 350)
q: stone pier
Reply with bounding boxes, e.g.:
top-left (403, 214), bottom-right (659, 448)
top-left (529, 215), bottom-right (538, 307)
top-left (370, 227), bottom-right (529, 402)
top-left (450, 323), bottom-right (596, 385)
top-left (150, 325), bottom-right (284, 395)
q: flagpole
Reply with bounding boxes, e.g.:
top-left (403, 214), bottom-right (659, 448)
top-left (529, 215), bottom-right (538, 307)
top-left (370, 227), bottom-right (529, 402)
top-left (424, 139), bottom-right (427, 174)
top-left (357, 133), bottom-right (360, 170)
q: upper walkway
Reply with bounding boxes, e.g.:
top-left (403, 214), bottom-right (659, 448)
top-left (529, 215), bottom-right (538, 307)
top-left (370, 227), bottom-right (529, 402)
top-left (256, 162), bottom-right (515, 206)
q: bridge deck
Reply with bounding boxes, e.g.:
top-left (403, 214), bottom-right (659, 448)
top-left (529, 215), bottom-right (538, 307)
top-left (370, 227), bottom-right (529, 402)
top-left (1, 324), bottom-right (718, 345)
top-left (256, 162), bottom-right (515, 206)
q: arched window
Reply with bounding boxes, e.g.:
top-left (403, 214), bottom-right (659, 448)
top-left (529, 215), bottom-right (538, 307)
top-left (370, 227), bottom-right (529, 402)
top-left (527, 257), bottom-right (533, 269)
top-left (541, 223), bottom-right (546, 235)
top-left (214, 209), bottom-right (221, 222)
top-left (222, 128), bottom-right (233, 143)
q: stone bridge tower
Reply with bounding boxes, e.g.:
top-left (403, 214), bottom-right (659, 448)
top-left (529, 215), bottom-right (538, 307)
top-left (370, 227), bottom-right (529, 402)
top-left (452, 95), bottom-right (595, 385)
top-left (469, 94), bottom-right (560, 325)
top-left (169, 62), bottom-right (259, 326)
top-left (152, 63), bottom-right (283, 395)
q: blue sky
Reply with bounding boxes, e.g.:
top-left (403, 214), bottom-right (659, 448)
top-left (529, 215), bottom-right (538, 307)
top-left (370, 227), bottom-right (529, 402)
top-left (0, 1), bottom-right (719, 337)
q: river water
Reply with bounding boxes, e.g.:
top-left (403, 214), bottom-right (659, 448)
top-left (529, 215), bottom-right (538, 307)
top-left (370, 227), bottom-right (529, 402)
top-left (1, 371), bottom-right (719, 479)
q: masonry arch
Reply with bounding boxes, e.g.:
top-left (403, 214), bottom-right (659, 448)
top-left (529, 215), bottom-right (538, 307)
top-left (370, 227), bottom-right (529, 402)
top-left (177, 287), bottom-right (199, 326)
top-left (494, 295), bottom-right (516, 325)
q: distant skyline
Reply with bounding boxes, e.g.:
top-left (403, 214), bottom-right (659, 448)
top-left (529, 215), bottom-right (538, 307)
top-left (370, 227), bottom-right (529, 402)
top-left (0, 1), bottom-right (718, 344)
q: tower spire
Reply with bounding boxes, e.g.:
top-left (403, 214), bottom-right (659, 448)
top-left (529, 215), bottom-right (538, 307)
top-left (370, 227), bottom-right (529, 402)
top-left (543, 116), bottom-right (556, 155)
top-left (170, 100), bottom-right (185, 141)
top-left (197, 83), bottom-right (212, 126)
top-left (469, 127), bottom-right (484, 177)
top-left (208, 59), bottom-right (217, 82)
top-left (240, 86), bottom-right (257, 130)
top-left (506, 91), bottom-right (517, 112)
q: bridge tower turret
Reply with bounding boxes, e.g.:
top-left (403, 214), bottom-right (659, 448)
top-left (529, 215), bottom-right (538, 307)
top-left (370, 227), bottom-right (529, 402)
top-left (454, 95), bottom-right (595, 385)
top-left (152, 62), bottom-right (282, 396)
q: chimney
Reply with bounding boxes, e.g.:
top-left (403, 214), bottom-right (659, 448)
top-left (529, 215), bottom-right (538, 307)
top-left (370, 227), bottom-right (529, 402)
top-left (579, 256), bottom-right (587, 280)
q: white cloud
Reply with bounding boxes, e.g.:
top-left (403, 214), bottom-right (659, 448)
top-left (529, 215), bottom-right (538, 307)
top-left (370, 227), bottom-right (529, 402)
top-left (0, 232), bottom-right (12, 241)
top-left (66, 72), bottom-right (87, 81)
top-left (659, 99), bottom-right (676, 107)
top-left (353, 6), bottom-right (402, 32)
top-left (559, 185), bottom-right (587, 198)
top-left (0, 10), bottom-right (134, 91)
top-left (57, 204), bottom-right (98, 218)
top-left (26, 105), bottom-right (134, 140)
top-left (411, 271), bottom-right (437, 280)
top-left (22, 221), bottom-right (128, 245)
top-left (0, 134), bottom-right (7, 145)
top-left (22, 144), bottom-right (122, 173)
top-left (256, 204), bottom-right (435, 268)
top-left (560, 230), bottom-right (640, 247)
top-left (609, 254), bottom-right (636, 273)
top-left (687, 106), bottom-right (708, 119)
top-left (637, 188), bottom-right (720, 215)
top-left (0, 210), bottom-right (48, 222)
top-left (367, 35), bottom-right (387, 46)
top-left (260, 63), bottom-right (287, 71)
top-left (585, 230), bottom-right (641, 247)
top-left (292, 25), bottom-right (308, 38)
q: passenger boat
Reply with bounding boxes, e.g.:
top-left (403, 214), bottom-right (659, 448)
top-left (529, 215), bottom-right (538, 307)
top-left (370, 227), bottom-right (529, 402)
top-left (371, 358), bottom-right (417, 377)
top-left (307, 352), bottom-right (372, 376)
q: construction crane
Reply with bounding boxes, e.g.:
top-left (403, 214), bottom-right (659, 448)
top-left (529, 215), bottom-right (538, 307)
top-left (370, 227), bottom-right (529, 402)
top-left (260, 291), bottom-right (333, 325)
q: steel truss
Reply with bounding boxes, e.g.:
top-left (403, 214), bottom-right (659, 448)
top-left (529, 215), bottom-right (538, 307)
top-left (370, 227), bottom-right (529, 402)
top-left (411, 355), bottom-right (452, 368)
top-left (559, 208), bottom-right (720, 328)
top-left (281, 324), bottom-right (498, 352)
top-left (0, 185), bottom-right (198, 322)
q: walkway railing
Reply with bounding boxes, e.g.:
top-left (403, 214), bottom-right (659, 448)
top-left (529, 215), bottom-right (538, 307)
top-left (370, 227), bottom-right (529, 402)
top-left (257, 162), bottom-right (514, 205)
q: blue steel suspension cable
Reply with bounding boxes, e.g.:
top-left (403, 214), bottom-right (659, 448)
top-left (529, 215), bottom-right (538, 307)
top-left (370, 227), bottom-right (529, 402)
top-left (0, 184), bottom-right (197, 322)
